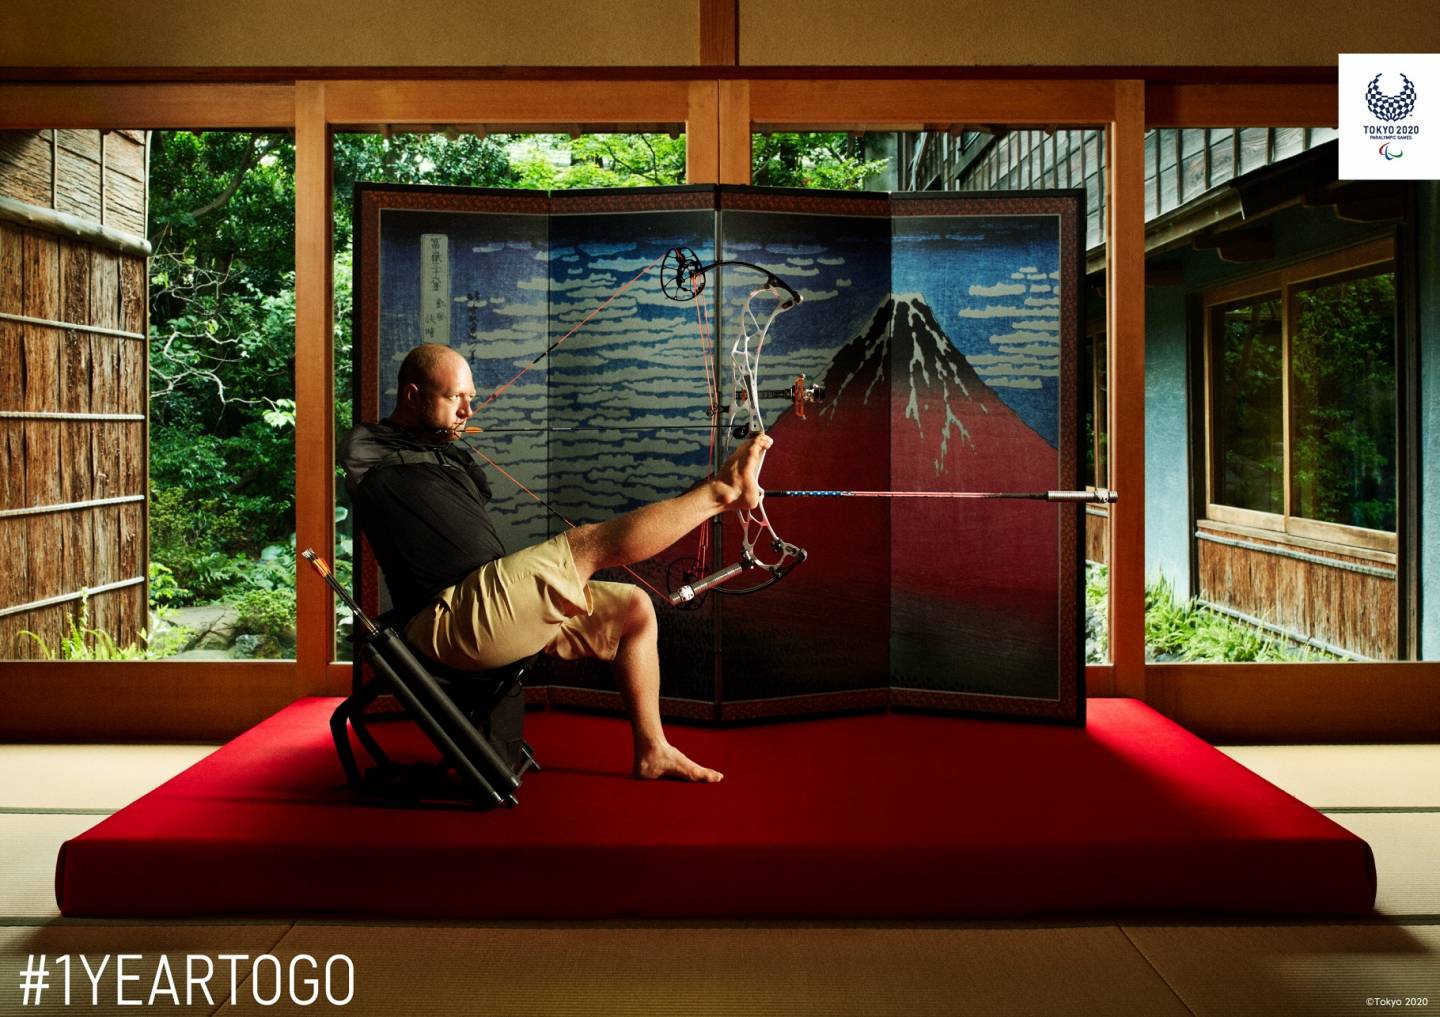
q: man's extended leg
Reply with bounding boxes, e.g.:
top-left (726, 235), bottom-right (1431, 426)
top-left (560, 435), bottom-right (771, 782)
top-left (565, 433), bottom-right (771, 583)
top-left (612, 586), bottom-right (722, 782)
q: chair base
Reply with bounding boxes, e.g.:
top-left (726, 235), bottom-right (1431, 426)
top-left (331, 630), bottom-right (540, 809)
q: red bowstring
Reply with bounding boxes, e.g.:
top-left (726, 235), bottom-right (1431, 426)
top-left (472, 248), bottom-right (669, 415)
top-left (465, 443), bottom-right (672, 601)
top-left (690, 281), bottom-right (718, 574)
top-left (470, 249), bottom-right (725, 600)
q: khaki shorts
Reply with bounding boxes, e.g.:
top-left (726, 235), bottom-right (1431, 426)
top-left (403, 532), bottom-right (634, 671)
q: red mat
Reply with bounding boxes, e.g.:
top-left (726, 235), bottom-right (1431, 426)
top-left (55, 698), bottom-right (1375, 919)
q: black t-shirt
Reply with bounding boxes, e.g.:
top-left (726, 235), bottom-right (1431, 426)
top-left (338, 420), bottom-right (506, 620)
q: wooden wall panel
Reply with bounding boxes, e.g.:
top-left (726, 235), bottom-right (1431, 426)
top-left (738, 0), bottom-right (1438, 68)
top-left (53, 130), bottom-right (101, 222)
top-left (1197, 528), bottom-right (1397, 660)
top-left (1150, 662), bottom-right (1440, 742)
top-left (105, 169), bottom-right (145, 236)
top-left (0, 224), bottom-right (22, 410)
top-left (0, 515), bottom-right (26, 647)
top-left (0, 661), bottom-right (301, 740)
top-left (118, 257), bottom-right (145, 334)
top-left (1084, 509), bottom-right (1109, 566)
top-left (0, 85), bottom-right (294, 131)
top-left (2, 604), bottom-right (65, 659)
top-left (1, 1), bottom-right (696, 70)
top-left (0, 223), bottom-right (146, 658)
top-left (0, 131), bottom-right (53, 208)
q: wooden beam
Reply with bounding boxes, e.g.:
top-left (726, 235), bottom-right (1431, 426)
top-left (1191, 224), bottom-right (1274, 262)
top-left (749, 79), bottom-right (1116, 127)
top-left (685, 81), bottom-right (719, 184)
top-left (1107, 81), bottom-right (1147, 699)
top-left (1085, 663), bottom-right (1116, 697)
top-left (0, 66), bottom-right (1342, 86)
top-left (1148, 661), bottom-right (1440, 742)
top-left (322, 79), bottom-right (694, 126)
top-left (0, 84), bottom-right (294, 129)
top-left (1146, 83), bottom-right (1337, 128)
top-left (699, 0), bottom-right (738, 67)
top-left (293, 81), bottom-right (338, 695)
top-left (718, 80), bottom-right (752, 184)
top-left (0, 661), bottom-right (298, 740)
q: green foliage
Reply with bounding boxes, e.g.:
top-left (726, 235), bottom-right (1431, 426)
top-left (753, 133), bottom-right (888, 190)
top-left (1144, 578), bottom-right (1334, 662)
top-left (149, 485), bottom-right (261, 602)
top-left (232, 587), bottom-right (297, 643)
top-left (511, 134), bottom-right (687, 190)
top-left (148, 128), bottom-right (885, 658)
top-left (1086, 563), bottom-right (1337, 663)
top-left (331, 132), bottom-right (517, 240)
top-left (20, 596), bottom-right (145, 661)
top-left (1084, 561), bottom-right (1108, 663)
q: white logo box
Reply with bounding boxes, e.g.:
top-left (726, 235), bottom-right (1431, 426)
top-left (1339, 53), bottom-right (1440, 180)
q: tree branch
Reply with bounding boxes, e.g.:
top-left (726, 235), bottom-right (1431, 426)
top-left (185, 133), bottom-right (262, 221)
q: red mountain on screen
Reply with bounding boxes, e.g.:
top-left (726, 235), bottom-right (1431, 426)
top-left (757, 293), bottom-right (1058, 633)
top-left (771, 293), bottom-right (1057, 496)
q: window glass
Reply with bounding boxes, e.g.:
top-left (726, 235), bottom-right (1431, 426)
top-left (1290, 270), bottom-right (1397, 531)
top-left (1211, 295), bottom-right (1284, 514)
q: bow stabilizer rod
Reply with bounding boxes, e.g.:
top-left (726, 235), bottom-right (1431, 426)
top-left (763, 489), bottom-right (1119, 503)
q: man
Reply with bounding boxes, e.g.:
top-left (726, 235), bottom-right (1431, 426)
top-left (340, 343), bottom-right (771, 783)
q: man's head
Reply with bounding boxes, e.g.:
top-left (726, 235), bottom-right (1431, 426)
top-left (390, 344), bottom-right (475, 440)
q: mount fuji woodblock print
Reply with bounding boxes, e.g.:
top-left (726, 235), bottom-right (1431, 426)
top-left (721, 192), bottom-right (1082, 716)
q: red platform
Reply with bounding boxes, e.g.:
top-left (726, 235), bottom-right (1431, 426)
top-left (55, 698), bottom-right (1376, 919)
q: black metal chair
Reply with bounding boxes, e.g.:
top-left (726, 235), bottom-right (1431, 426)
top-left (304, 551), bottom-right (539, 809)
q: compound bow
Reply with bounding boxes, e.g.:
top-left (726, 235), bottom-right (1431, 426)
top-left (656, 247), bottom-right (812, 608)
top-left (460, 245), bottom-right (815, 609)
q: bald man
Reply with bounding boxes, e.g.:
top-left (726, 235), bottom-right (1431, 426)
top-left (340, 343), bottom-right (771, 782)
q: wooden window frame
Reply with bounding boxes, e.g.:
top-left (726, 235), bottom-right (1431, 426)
top-left (1201, 237), bottom-right (1398, 557)
top-left (2, 75), bottom-right (1436, 743)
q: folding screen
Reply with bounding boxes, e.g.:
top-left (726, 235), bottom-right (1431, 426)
top-left (353, 184), bottom-right (1084, 724)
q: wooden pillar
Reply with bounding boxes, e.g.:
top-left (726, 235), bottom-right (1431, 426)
top-left (685, 81), bottom-right (719, 184)
top-left (699, 0), bottom-right (739, 67)
top-left (718, 80), bottom-right (751, 184)
top-left (1107, 80), bottom-right (1147, 698)
top-left (293, 80), bottom-right (337, 693)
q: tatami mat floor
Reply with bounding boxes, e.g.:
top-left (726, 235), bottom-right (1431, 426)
top-left (0, 739), bottom-right (1435, 1016)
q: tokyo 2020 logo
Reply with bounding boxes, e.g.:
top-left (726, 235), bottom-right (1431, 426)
top-left (1365, 73), bottom-right (1417, 122)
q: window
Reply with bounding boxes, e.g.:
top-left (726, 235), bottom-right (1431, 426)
top-left (1210, 293), bottom-right (1284, 515)
top-left (1203, 239), bottom-right (1397, 550)
top-left (1289, 269), bottom-right (1397, 532)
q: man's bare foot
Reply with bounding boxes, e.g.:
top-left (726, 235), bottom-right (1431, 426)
top-left (714, 433), bottom-right (772, 511)
top-left (635, 742), bottom-right (724, 782)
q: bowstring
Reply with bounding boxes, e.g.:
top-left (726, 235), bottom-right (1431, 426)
top-left (468, 249), bottom-right (800, 603)
top-left (690, 279), bottom-right (719, 575)
top-left (461, 440), bottom-right (673, 602)
top-left (465, 248), bottom-right (712, 604)
top-left (472, 248), bottom-right (669, 415)
top-left (727, 284), bottom-right (798, 573)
